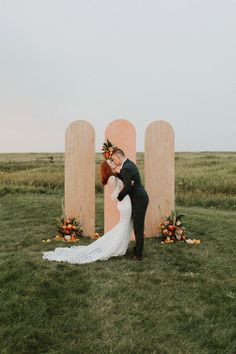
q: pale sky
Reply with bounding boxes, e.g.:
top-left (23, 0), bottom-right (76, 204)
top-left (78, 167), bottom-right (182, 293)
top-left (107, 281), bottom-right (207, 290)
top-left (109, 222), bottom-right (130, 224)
top-left (0, 0), bottom-right (235, 152)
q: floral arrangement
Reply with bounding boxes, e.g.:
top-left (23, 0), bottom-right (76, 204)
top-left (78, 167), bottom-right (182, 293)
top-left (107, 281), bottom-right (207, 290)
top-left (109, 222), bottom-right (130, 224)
top-left (55, 217), bottom-right (83, 242)
top-left (159, 211), bottom-right (200, 245)
top-left (102, 138), bottom-right (117, 160)
top-left (94, 232), bottom-right (100, 239)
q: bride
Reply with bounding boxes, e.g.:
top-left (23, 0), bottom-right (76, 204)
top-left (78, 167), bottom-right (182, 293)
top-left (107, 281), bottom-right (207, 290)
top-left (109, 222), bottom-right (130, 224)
top-left (42, 159), bottom-right (133, 264)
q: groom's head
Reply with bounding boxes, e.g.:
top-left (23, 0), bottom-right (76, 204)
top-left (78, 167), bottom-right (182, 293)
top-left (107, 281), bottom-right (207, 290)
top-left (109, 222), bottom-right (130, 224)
top-left (110, 148), bottom-right (126, 166)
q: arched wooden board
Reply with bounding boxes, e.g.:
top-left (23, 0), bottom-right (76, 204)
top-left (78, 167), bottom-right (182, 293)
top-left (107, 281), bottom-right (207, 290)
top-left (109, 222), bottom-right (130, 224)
top-left (145, 120), bottom-right (175, 237)
top-left (104, 119), bottom-right (136, 239)
top-left (65, 120), bottom-right (95, 237)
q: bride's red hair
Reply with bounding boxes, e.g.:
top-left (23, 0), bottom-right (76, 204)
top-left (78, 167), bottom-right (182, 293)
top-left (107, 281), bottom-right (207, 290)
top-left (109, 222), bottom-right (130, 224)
top-left (100, 160), bottom-right (116, 185)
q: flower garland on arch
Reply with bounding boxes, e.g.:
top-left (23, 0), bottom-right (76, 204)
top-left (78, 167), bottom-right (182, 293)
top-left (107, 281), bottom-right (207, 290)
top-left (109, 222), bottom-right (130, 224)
top-left (102, 138), bottom-right (117, 160)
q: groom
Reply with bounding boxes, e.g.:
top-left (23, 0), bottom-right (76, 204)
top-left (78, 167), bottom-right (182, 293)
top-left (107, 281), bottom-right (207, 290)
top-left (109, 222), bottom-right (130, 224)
top-left (111, 149), bottom-right (149, 261)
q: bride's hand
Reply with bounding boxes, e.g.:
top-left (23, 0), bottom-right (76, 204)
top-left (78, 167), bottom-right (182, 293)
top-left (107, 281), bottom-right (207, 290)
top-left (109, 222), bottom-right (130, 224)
top-left (115, 166), bottom-right (121, 173)
top-left (131, 180), bottom-right (135, 185)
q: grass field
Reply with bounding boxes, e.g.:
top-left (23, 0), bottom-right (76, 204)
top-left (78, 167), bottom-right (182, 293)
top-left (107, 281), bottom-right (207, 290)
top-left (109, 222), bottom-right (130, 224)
top-left (0, 152), bottom-right (235, 354)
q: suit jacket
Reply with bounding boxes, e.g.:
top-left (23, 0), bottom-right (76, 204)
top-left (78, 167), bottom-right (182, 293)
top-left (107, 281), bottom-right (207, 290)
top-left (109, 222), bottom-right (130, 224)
top-left (117, 159), bottom-right (146, 202)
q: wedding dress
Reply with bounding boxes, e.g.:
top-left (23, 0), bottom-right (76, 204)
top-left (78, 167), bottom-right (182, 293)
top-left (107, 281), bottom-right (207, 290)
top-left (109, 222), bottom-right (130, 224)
top-left (42, 176), bottom-right (133, 264)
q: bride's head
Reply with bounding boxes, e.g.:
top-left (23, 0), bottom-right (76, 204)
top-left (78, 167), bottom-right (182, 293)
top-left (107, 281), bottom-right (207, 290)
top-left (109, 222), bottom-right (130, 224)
top-left (100, 159), bottom-right (116, 185)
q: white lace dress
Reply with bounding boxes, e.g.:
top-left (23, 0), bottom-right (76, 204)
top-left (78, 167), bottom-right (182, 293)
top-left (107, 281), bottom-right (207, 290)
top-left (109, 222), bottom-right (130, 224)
top-left (42, 176), bottom-right (133, 264)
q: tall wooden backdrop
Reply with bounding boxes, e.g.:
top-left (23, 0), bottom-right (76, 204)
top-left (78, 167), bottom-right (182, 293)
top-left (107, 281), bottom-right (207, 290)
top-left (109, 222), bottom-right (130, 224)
top-left (104, 119), bottom-right (136, 238)
top-left (64, 119), bottom-right (175, 239)
top-left (65, 120), bottom-right (95, 237)
top-left (145, 120), bottom-right (175, 237)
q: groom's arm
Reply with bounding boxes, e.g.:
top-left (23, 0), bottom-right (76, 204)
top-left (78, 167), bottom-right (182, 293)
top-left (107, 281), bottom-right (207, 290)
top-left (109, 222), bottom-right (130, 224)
top-left (117, 168), bottom-right (133, 201)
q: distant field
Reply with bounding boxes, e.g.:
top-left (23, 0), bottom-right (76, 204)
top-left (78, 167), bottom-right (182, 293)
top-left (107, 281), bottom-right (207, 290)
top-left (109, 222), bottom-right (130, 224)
top-left (0, 152), bottom-right (235, 210)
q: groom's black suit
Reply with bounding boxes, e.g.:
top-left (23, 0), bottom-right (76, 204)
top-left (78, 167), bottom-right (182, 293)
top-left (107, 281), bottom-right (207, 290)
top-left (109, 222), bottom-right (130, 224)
top-left (117, 159), bottom-right (149, 257)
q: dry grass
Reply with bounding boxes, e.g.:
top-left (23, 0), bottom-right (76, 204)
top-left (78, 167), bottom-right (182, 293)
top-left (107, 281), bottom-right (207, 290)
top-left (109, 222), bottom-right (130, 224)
top-left (0, 152), bottom-right (235, 209)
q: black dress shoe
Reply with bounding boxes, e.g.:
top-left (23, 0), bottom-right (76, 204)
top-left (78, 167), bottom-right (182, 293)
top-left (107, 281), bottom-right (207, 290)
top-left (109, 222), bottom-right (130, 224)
top-left (131, 255), bottom-right (142, 261)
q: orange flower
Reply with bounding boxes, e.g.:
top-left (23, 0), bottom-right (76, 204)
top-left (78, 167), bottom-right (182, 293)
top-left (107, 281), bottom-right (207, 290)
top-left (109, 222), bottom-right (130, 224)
top-left (194, 240), bottom-right (201, 245)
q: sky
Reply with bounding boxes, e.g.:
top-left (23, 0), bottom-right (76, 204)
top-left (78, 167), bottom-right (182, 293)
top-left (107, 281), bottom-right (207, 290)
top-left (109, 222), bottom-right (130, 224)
top-left (0, 0), bottom-right (235, 152)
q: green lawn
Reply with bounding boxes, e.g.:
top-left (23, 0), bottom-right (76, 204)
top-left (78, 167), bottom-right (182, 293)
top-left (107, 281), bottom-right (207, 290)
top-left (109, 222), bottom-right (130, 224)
top-left (0, 153), bottom-right (235, 353)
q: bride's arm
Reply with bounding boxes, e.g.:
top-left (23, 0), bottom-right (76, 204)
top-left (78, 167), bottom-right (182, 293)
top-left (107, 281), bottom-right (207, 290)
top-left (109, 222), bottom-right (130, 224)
top-left (107, 176), bottom-right (134, 200)
top-left (107, 176), bottom-right (119, 200)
